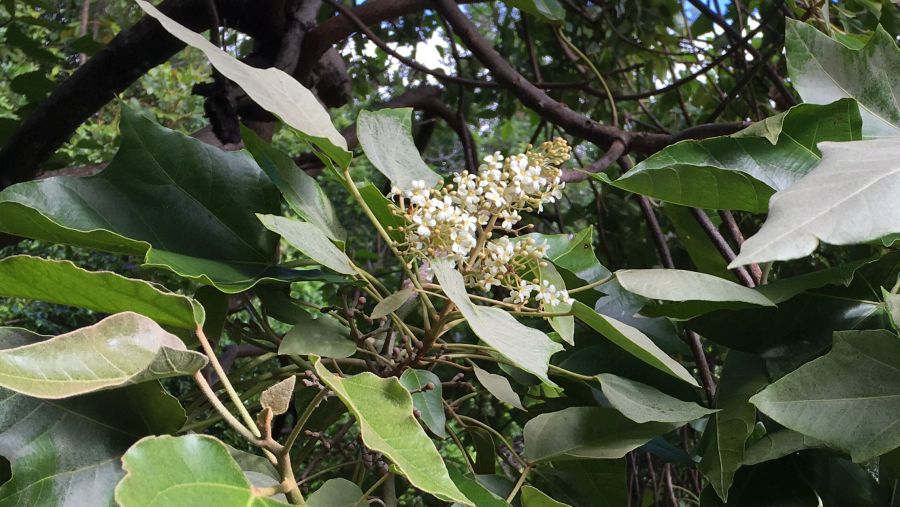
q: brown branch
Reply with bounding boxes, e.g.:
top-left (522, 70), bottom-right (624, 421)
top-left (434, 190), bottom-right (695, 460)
top-left (689, 207), bottom-right (757, 287)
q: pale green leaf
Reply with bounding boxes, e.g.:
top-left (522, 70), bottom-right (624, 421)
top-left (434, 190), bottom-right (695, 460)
top-left (571, 301), bottom-right (698, 386)
top-left (307, 478), bottom-right (365, 507)
top-left (598, 373), bottom-right (717, 423)
top-left (278, 313), bottom-right (356, 358)
top-left (0, 255), bottom-right (203, 330)
top-left (786, 20), bottom-right (900, 137)
top-left (371, 288), bottom-right (417, 320)
top-left (731, 139), bottom-right (900, 267)
top-left (243, 127), bottom-right (345, 241)
top-left (521, 486), bottom-right (571, 506)
top-left (399, 369), bottom-right (447, 437)
top-left (472, 365), bottom-right (525, 411)
top-left (136, 0), bottom-right (350, 166)
top-left (0, 328), bottom-right (186, 507)
top-left (313, 359), bottom-right (471, 505)
top-left (114, 434), bottom-right (289, 506)
top-left (448, 469), bottom-right (509, 507)
top-left (600, 100), bottom-right (862, 211)
top-left (357, 109), bottom-right (442, 192)
top-left (750, 330), bottom-right (900, 462)
top-left (0, 312), bottom-right (207, 399)
top-left (432, 259), bottom-right (563, 386)
top-left (523, 406), bottom-right (679, 462)
top-left (539, 262), bottom-right (574, 345)
top-left (258, 214), bottom-right (356, 275)
top-left (742, 429), bottom-right (825, 466)
top-left (616, 269), bottom-right (774, 319)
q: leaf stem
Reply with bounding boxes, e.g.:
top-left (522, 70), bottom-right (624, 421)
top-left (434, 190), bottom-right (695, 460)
top-left (195, 325), bottom-right (261, 438)
top-left (506, 464), bottom-right (532, 502)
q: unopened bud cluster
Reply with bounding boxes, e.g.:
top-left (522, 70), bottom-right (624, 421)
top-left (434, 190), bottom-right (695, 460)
top-left (390, 138), bottom-right (575, 308)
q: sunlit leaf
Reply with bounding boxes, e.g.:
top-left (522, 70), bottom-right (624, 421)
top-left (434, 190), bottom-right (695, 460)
top-left (114, 434), bottom-right (289, 506)
top-left (313, 359), bottom-right (471, 505)
top-left (0, 328), bottom-right (185, 507)
top-left (520, 485), bottom-right (571, 506)
top-left (0, 312), bottom-right (207, 399)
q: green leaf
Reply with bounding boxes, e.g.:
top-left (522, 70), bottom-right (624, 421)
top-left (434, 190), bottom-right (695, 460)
top-left (307, 478), bottom-right (365, 507)
top-left (521, 486), bottom-right (571, 506)
top-left (136, 0), bottom-right (350, 167)
top-left (0, 107), bottom-right (295, 293)
top-left (662, 204), bottom-right (735, 281)
top-left (257, 214), bottom-right (356, 275)
top-left (750, 330), bottom-right (900, 462)
top-left (0, 312), bottom-right (207, 399)
top-left (472, 366), bottom-right (525, 411)
top-left (731, 139), bottom-right (900, 267)
top-left (0, 381), bottom-right (185, 507)
top-left (786, 20), bottom-right (900, 137)
top-left (466, 427), bottom-right (497, 475)
top-left (448, 469), bottom-right (508, 507)
top-left (524, 227), bottom-right (611, 286)
top-left (538, 262), bottom-right (574, 345)
top-left (312, 359), bottom-right (471, 505)
top-left (616, 269), bottom-right (775, 320)
top-left (243, 127), bottom-right (345, 241)
top-left (597, 373), bottom-right (717, 423)
top-left (742, 430), bottom-right (824, 466)
top-left (432, 259), bottom-right (563, 386)
top-left (371, 287), bottom-right (416, 319)
top-left (114, 434), bottom-right (289, 506)
top-left (0, 328), bottom-right (186, 507)
top-left (357, 109), bottom-right (442, 192)
top-left (358, 182), bottom-right (406, 242)
top-left (278, 312), bottom-right (356, 358)
top-left (0, 255), bottom-right (203, 330)
top-left (503, 0), bottom-right (565, 23)
top-left (600, 100), bottom-right (862, 212)
top-left (688, 254), bottom-right (898, 355)
top-left (399, 369), bottom-right (447, 438)
top-left (571, 301), bottom-right (698, 386)
top-left (523, 406), bottom-right (679, 462)
top-left (538, 460), bottom-right (626, 507)
top-left (698, 352), bottom-right (770, 502)
top-left (699, 458), bottom-right (819, 507)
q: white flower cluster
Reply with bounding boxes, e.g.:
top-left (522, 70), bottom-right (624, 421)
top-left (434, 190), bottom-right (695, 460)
top-left (392, 138), bottom-right (573, 308)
